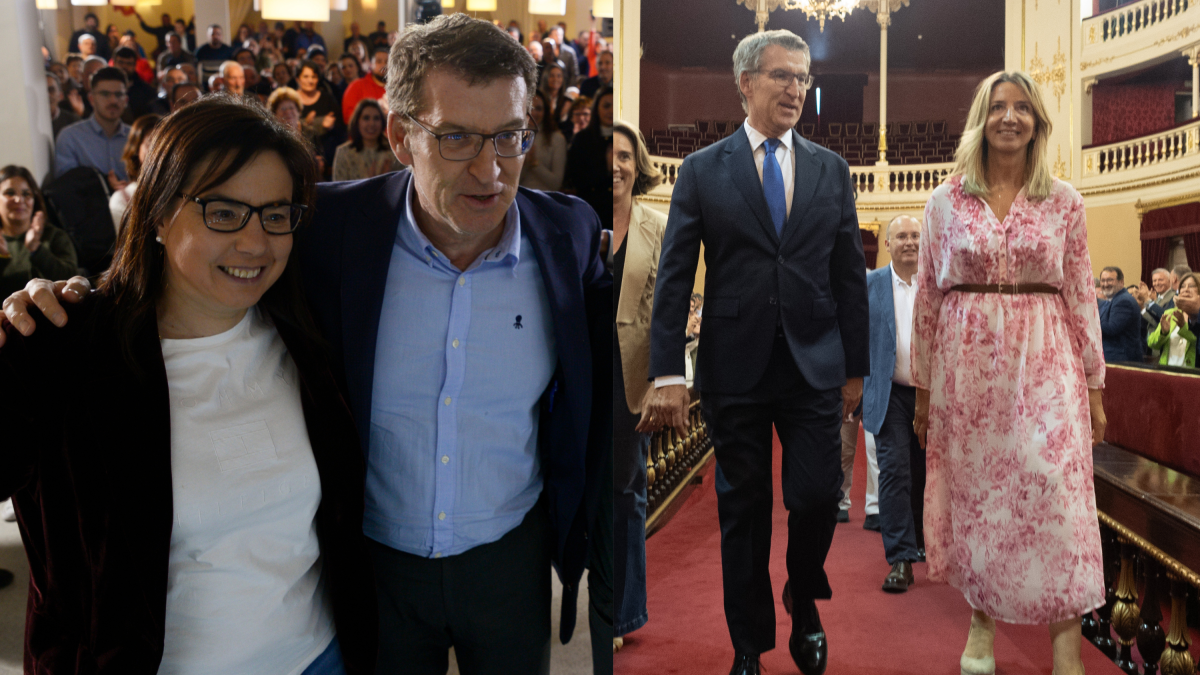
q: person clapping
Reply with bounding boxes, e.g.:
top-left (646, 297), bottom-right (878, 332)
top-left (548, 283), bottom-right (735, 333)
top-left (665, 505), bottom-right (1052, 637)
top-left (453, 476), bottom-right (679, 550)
top-left (0, 166), bottom-right (77, 299)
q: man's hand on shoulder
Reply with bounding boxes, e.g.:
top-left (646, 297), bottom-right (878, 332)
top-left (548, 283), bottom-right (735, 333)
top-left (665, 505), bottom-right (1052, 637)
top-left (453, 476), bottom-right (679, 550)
top-left (635, 383), bottom-right (690, 437)
top-left (0, 276), bottom-right (91, 347)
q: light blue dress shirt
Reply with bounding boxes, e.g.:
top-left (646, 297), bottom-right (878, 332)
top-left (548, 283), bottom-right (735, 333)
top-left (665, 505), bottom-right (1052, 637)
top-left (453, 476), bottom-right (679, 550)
top-left (366, 181), bottom-right (558, 558)
top-left (54, 116), bottom-right (131, 180)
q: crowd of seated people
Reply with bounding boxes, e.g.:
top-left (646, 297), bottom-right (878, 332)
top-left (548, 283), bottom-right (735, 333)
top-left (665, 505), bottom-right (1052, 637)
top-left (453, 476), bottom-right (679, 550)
top-left (1098, 263), bottom-right (1199, 368)
top-left (649, 119), bottom-right (962, 166)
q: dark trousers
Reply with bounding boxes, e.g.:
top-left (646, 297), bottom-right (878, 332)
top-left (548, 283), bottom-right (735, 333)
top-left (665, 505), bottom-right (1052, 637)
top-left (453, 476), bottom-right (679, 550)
top-left (588, 424), bottom-right (614, 675)
top-left (702, 332), bottom-right (843, 656)
top-left (874, 383), bottom-right (927, 565)
top-left (369, 501), bottom-right (551, 675)
top-left (614, 344), bottom-right (649, 636)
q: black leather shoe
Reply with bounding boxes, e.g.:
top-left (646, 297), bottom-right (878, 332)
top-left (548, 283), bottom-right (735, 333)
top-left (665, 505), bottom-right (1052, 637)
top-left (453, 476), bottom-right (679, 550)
top-left (836, 509), bottom-right (849, 523)
top-left (789, 599), bottom-right (828, 675)
top-left (728, 652), bottom-right (761, 675)
top-left (882, 561), bottom-right (914, 593)
top-left (0, 569), bottom-right (13, 589)
top-left (862, 514), bottom-right (880, 531)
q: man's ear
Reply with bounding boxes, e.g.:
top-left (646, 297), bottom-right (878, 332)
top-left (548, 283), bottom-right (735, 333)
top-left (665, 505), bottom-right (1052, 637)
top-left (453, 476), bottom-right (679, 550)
top-left (386, 111), bottom-right (414, 166)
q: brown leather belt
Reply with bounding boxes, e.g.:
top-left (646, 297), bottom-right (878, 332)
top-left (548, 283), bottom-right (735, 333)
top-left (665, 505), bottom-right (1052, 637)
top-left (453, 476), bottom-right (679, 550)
top-left (950, 283), bottom-right (1059, 295)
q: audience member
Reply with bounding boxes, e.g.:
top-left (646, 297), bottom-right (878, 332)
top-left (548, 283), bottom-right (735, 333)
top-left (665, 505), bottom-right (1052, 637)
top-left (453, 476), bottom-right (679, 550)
top-left (566, 95), bottom-right (592, 143)
top-left (332, 99), bottom-right (403, 181)
top-left (0, 97), bottom-right (378, 674)
top-left (151, 66), bottom-right (187, 113)
top-left (579, 50), bottom-right (612, 99)
top-left (281, 21), bottom-right (301, 58)
top-left (1147, 275), bottom-right (1197, 368)
top-left (295, 61), bottom-right (343, 176)
top-left (119, 31), bottom-right (152, 67)
top-left (0, 165), bottom-right (77, 299)
top-left (268, 86), bottom-right (303, 133)
top-left (519, 91), bottom-right (567, 191)
top-left (306, 46), bottom-right (329, 75)
top-left (273, 62), bottom-right (295, 90)
top-left (156, 32), bottom-right (196, 73)
top-left (611, 119), bottom-right (665, 658)
top-left (256, 35), bottom-right (286, 72)
top-left (169, 81), bottom-right (202, 112)
top-left (112, 46), bottom-right (157, 122)
top-left (346, 38), bottom-right (369, 68)
top-left (1174, 271), bottom-right (1200, 336)
top-left (326, 59), bottom-right (347, 98)
top-left (220, 61), bottom-right (246, 97)
top-left (1172, 264), bottom-right (1193, 292)
top-left (339, 53), bottom-right (363, 83)
top-left (342, 47), bottom-right (388, 123)
top-left (196, 24), bottom-right (234, 63)
top-left (55, 67), bottom-right (132, 191)
top-left (367, 20), bottom-right (389, 48)
top-left (47, 73), bottom-right (80, 141)
top-left (295, 22), bottom-right (327, 55)
top-left (1099, 265), bottom-right (1143, 363)
top-left (1139, 267), bottom-right (1176, 321)
top-left (174, 17), bottom-right (196, 53)
top-left (344, 21), bottom-right (365, 53)
top-left (135, 10), bottom-right (175, 56)
top-left (104, 25), bottom-right (122, 59)
top-left (547, 26), bottom-right (580, 85)
top-left (68, 13), bottom-right (106, 58)
top-left (77, 34), bottom-right (99, 59)
top-left (235, 23), bottom-right (253, 47)
top-left (108, 113), bottom-right (161, 234)
top-left (539, 62), bottom-right (572, 135)
top-left (564, 85), bottom-right (613, 222)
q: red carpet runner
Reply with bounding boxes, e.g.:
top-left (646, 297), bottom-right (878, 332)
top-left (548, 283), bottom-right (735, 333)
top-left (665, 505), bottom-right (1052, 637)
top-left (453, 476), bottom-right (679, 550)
top-left (615, 428), bottom-right (1126, 675)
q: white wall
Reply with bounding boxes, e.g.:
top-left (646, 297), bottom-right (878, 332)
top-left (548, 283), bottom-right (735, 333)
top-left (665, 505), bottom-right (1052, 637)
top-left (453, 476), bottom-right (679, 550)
top-left (0, 1), bottom-right (54, 182)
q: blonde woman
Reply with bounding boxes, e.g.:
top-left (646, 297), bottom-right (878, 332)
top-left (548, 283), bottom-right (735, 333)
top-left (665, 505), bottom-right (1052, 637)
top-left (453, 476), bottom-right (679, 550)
top-left (911, 71), bottom-right (1105, 675)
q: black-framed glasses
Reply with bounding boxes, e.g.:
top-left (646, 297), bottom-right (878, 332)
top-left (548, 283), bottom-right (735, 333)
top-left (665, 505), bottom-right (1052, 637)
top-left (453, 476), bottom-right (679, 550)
top-left (404, 113), bottom-right (537, 161)
top-left (757, 69), bottom-right (814, 91)
top-left (180, 193), bottom-right (306, 235)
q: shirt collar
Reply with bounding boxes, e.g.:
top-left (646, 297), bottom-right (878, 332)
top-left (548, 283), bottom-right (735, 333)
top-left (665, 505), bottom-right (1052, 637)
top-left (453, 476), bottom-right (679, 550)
top-left (401, 176), bottom-right (522, 273)
top-left (890, 263), bottom-right (914, 288)
top-left (744, 119), bottom-right (793, 155)
top-left (86, 115), bottom-right (129, 139)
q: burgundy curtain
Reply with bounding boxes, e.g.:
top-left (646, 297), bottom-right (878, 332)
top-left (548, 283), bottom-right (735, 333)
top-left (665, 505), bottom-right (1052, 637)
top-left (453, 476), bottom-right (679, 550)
top-left (1090, 83), bottom-right (1176, 147)
top-left (1185, 232), bottom-right (1200, 275)
top-left (862, 230), bottom-right (878, 269)
top-left (1142, 238), bottom-right (1171, 286)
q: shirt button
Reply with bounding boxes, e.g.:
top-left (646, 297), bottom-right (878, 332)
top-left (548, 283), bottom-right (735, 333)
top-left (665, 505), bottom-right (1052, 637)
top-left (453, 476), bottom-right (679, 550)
top-left (452, 339), bottom-right (460, 348)
top-left (458, 277), bottom-right (466, 286)
top-left (778, 255), bottom-right (785, 264)
top-left (769, 296), bottom-right (777, 305)
top-left (442, 455), bottom-right (449, 464)
top-left (444, 397), bottom-right (452, 405)
top-left (434, 552), bottom-right (442, 558)
top-left (438, 512), bottom-right (446, 520)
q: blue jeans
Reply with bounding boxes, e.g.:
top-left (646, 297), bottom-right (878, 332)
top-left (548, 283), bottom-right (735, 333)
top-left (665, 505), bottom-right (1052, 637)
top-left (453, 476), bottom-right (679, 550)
top-left (875, 383), bottom-right (926, 565)
top-left (614, 343), bottom-right (648, 636)
top-left (300, 637), bottom-right (346, 675)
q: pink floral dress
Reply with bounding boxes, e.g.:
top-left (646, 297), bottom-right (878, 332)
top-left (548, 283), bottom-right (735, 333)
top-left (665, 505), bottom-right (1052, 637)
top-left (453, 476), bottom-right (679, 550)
top-left (912, 175), bottom-right (1106, 624)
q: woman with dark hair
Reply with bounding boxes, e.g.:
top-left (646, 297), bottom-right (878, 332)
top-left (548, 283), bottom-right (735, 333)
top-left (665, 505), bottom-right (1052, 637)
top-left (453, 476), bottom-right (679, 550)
top-left (0, 165), bottom-right (77, 299)
top-left (295, 60), bottom-right (344, 179)
top-left (110, 113), bottom-right (162, 233)
top-left (0, 96), bottom-right (376, 675)
top-left (519, 90), bottom-right (567, 191)
top-left (332, 98), bottom-right (403, 181)
top-left (564, 85), bottom-right (614, 222)
top-left (538, 61), bottom-right (571, 134)
top-left (272, 62), bottom-right (295, 90)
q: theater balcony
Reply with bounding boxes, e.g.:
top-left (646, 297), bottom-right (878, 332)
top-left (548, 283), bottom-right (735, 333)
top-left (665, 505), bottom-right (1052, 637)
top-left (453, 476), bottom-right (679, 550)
top-left (1081, 0), bottom-right (1197, 79)
top-left (1081, 116), bottom-right (1200, 194)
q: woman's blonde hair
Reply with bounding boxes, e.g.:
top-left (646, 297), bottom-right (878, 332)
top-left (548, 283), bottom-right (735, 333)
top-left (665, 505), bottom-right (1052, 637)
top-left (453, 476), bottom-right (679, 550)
top-left (613, 120), bottom-right (663, 197)
top-left (267, 86), bottom-right (302, 114)
top-left (952, 71), bottom-right (1054, 201)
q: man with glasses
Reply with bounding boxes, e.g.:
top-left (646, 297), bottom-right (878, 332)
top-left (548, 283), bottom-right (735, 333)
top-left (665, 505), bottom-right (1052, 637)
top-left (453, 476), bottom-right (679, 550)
top-left (54, 67), bottom-right (132, 192)
top-left (642, 29), bottom-right (868, 675)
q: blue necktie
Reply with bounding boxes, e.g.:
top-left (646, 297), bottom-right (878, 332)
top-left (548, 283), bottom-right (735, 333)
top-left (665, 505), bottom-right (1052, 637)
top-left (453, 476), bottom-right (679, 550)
top-left (762, 138), bottom-right (786, 238)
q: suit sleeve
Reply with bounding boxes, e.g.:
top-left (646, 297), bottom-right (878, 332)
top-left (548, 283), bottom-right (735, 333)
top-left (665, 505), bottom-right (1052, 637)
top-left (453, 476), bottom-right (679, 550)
top-left (648, 156), bottom-right (704, 381)
top-left (829, 160), bottom-right (869, 379)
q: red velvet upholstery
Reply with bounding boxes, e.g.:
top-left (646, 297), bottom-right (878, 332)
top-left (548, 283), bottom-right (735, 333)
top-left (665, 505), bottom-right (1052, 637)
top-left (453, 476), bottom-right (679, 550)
top-left (1104, 365), bottom-right (1200, 478)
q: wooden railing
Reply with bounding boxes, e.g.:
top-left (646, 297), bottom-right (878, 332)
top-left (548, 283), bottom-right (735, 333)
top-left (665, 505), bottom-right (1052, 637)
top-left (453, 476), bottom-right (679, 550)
top-left (1081, 119), bottom-right (1200, 183)
top-left (645, 400), bottom-right (713, 534)
top-left (1088, 0), bottom-right (1191, 45)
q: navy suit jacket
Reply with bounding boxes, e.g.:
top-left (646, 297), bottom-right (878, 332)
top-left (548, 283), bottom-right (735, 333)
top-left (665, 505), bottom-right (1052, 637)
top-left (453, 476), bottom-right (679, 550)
top-left (649, 127), bottom-right (869, 393)
top-left (862, 265), bottom-right (898, 436)
top-left (296, 170), bottom-right (611, 642)
top-left (1100, 287), bottom-right (1144, 363)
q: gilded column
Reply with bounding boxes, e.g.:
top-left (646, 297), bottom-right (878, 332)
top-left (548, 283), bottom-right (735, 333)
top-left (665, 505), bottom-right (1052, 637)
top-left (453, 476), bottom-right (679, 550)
top-left (877, 6), bottom-right (889, 165)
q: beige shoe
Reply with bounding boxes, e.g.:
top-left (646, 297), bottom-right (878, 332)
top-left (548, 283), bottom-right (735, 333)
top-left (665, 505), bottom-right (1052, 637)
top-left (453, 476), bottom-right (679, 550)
top-left (961, 613), bottom-right (995, 675)
top-left (960, 654), bottom-right (995, 675)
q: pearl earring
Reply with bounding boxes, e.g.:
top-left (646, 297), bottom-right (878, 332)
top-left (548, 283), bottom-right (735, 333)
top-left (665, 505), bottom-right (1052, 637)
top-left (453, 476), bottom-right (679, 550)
top-left (155, 235), bottom-right (163, 244)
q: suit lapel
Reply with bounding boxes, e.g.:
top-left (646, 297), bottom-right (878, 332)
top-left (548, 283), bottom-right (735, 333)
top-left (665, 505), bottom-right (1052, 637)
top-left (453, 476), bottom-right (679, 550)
top-left (780, 130), bottom-right (822, 249)
top-left (724, 128), bottom-right (780, 245)
top-left (616, 202), bottom-right (656, 325)
top-left (340, 172), bottom-right (406, 433)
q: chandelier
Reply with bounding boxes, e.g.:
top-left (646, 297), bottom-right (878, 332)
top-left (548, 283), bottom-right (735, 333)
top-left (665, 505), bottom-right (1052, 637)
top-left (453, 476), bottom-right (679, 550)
top-left (739, 0), bottom-right (861, 33)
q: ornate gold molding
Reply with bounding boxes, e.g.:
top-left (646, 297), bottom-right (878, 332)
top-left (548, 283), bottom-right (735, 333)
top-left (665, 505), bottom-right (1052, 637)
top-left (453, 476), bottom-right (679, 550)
top-left (1153, 23), bottom-right (1200, 48)
top-left (1097, 510), bottom-right (1200, 589)
top-left (1081, 55), bottom-right (1118, 71)
top-left (1053, 145), bottom-right (1068, 179)
top-left (1135, 189), bottom-right (1200, 216)
top-left (1079, 166), bottom-right (1200, 197)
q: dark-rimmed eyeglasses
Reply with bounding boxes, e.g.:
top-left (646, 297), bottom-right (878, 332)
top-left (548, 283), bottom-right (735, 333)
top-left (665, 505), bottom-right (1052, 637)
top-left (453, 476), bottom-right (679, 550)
top-left (180, 193), bottom-right (306, 235)
top-left (757, 69), bottom-right (814, 91)
top-left (404, 113), bottom-right (537, 161)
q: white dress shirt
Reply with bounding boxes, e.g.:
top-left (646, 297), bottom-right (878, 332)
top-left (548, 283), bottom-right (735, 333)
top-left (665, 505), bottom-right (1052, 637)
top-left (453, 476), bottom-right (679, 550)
top-left (891, 264), bottom-right (917, 386)
top-left (654, 119), bottom-right (796, 390)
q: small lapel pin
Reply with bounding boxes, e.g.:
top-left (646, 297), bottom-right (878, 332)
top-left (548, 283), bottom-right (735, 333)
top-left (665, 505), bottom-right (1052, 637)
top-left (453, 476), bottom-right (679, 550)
top-left (514, 315), bottom-right (523, 329)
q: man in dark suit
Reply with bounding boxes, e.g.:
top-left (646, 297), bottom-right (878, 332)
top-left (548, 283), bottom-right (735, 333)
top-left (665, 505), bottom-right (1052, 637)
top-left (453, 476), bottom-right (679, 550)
top-left (862, 215), bottom-right (926, 594)
top-left (0, 14), bottom-right (609, 675)
top-left (1099, 266), bottom-right (1144, 363)
top-left (640, 29), bottom-right (869, 675)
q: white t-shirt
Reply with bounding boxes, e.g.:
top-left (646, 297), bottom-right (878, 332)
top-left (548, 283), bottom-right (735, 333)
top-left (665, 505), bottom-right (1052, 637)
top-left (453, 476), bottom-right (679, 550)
top-left (157, 308), bottom-right (333, 675)
top-left (890, 264), bottom-right (917, 386)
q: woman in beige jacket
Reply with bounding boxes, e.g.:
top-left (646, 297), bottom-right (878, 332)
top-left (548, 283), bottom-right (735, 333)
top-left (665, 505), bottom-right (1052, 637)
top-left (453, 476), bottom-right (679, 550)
top-left (613, 120), bottom-right (668, 652)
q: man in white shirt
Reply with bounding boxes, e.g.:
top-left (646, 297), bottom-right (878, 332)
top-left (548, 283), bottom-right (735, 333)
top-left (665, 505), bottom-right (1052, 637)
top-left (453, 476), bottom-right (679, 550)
top-left (861, 215), bottom-right (925, 593)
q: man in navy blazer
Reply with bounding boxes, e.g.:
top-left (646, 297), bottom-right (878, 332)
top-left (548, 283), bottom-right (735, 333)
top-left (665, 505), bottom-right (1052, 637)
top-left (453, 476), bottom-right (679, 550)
top-left (641, 30), bottom-right (868, 675)
top-left (2, 15), bottom-right (610, 675)
top-left (1099, 266), bottom-right (1144, 363)
top-left (862, 216), bottom-right (926, 595)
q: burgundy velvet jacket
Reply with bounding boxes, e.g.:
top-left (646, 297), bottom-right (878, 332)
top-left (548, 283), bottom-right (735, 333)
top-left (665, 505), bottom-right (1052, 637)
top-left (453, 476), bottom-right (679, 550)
top-left (0, 294), bottom-right (377, 675)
